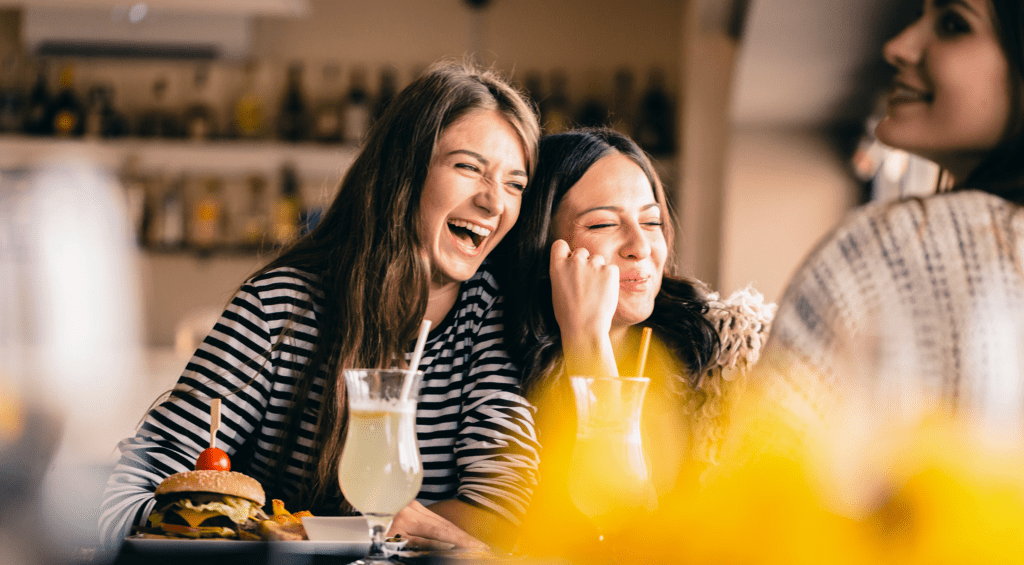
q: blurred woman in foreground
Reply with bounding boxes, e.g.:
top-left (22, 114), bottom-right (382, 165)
top-left (751, 0), bottom-right (1024, 442)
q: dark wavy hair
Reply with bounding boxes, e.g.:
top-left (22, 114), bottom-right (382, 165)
top-left (502, 128), bottom-right (719, 398)
top-left (253, 60), bottom-right (539, 511)
top-left (960, 0), bottom-right (1024, 200)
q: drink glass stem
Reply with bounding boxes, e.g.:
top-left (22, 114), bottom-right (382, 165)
top-left (367, 521), bottom-right (388, 560)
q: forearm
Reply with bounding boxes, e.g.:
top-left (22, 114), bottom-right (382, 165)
top-left (428, 499), bottom-right (517, 552)
top-left (561, 332), bottom-right (618, 378)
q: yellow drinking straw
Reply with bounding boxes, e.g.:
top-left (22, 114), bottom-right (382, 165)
top-left (637, 327), bottom-right (653, 378)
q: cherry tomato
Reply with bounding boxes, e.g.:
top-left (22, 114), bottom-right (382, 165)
top-left (195, 447), bottom-right (231, 472)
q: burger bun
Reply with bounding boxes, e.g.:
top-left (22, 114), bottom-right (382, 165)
top-left (155, 470), bottom-right (266, 506)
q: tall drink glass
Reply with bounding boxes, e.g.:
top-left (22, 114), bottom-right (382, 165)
top-left (566, 376), bottom-right (656, 556)
top-left (339, 369), bottom-right (423, 564)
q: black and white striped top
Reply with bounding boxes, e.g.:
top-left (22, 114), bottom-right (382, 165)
top-left (100, 263), bottom-right (540, 547)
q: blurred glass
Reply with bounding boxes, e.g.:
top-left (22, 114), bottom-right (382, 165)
top-left (566, 376), bottom-right (656, 555)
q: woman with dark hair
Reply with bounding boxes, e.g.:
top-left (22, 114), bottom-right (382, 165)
top-left (754, 0), bottom-right (1024, 432)
top-left (100, 60), bottom-right (541, 551)
top-left (503, 128), bottom-right (772, 558)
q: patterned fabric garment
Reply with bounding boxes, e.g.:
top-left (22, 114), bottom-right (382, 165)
top-left (99, 263), bottom-right (540, 548)
top-left (755, 189), bottom-right (1024, 433)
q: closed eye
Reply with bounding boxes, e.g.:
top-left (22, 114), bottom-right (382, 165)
top-left (506, 180), bottom-right (526, 192)
top-left (586, 223), bottom-right (617, 230)
top-left (643, 221), bottom-right (664, 228)
top-left (455, 162), bottom-right (480, 173)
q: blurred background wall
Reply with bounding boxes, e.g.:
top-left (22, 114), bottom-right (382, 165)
top-left (0, 0), bottom-right (920, 458)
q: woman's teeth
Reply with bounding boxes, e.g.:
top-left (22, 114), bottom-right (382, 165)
top-left (447, 219), bottom-right (491, 248)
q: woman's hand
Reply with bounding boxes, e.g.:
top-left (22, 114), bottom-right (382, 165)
top-left (386, 500), bottom-right (489, 551)
top-left (549, 239), bottom-right (619, 377)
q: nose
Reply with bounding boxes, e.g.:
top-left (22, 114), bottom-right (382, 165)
top-left (472, 176), bottom-right (503, 216)
top-left (883, 19), bottom-right (923, 69)
top-left (619, 222), bottom-right (651, 260)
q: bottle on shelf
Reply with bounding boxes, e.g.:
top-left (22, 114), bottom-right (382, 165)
top-left (372, 66), bottom-right (398, 126)
top-left (22, 60), bottom-right (52, 136)
top-left (137, 77), bottom-right (180, 138)
top-left (119, 155), bottom-right (150, 246)
top-left (521, 70), bottom-right (544, 113)
top-left (154, 174), bottom-right (186, 249)
top-left (234, 59), bottom-right (266, 139)
top-left (277, 61), bottom-right (309, 142)
top-left (311, 61), bottom-right (343, 143)
top-left (84, 84), bottom-right (129, 139)
top-left (240, 173), bottom-right (269, 248)
top-left (49, 64), bottom-right (85, 138)
top-left (191, 176), bottom-right (225, 250)
top-left (609, 67), bottom-right (636, 135)
top-left (0, 55), bottom-right (25, 134)
top-left (633, 68), bottom-right (675, 156)
top-left (271, 163), bottom-right (302, 246)
top-left (342, 66), bottom-right (371, 145)
top-left (541, 70), bottom-right (572, 134)
top-left (575, 71), bottom-right (609, 129)
top-left (182, 64), bottom-right (219, 142)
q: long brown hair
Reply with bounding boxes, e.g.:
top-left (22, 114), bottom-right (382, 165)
top-left (253, 60), bottom-right (539, 511)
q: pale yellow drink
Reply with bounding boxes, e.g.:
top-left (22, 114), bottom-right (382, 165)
top-left (339, 400), bottom-right (423, 518)
top-left (566, 427), bottom-right (657, 531)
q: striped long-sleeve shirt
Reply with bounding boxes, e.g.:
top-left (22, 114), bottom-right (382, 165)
top-left (99, 263), bottom-right (540, 548)
top-left (755, 190), bottom-right (1024, 434)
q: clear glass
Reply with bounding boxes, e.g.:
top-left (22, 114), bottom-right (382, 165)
top-left (566, 376), bottom-right (657, 555)
top-left (339, 369), bottom-right (424, 564)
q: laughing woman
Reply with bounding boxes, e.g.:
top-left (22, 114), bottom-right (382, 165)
top-left (754, 0), bottom-right (1024, 430)
top-left (100, 60), bottom-right (541, 551)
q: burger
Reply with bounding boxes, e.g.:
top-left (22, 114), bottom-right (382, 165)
top-left (147, 470), bottom-right (268, 539)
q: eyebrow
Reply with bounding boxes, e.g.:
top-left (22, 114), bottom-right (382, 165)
top-left (577, 202), bottom-right (661, 217)
top-left (933, 0), bottom-right (981, 17)
top-left (447, 149), bottom-right (528, 179)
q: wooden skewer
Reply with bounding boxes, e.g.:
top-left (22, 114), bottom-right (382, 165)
top-left (637, 327), bottom-right (653, 379)
top-left (210, 398), bottom-right (220, 449)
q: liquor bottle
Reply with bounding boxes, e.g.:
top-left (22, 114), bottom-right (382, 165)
top-left (182, 64), bottom-right (218, 141)
top-left (276, 61), bottom-right (309, 142)
top-left (521, 70), bottom-right (544, 112)
top-left (191, 176), bottom-right (224, 249)
top-left (0, 55), bottom-right (25, 133)
top-left (234, 59), bottom-right (266, 139)
top-left (541, 70), bottom-right (572, 134)
top-left (575, 72), bottom-right (609, 129)
top-left (119, 155), bottom-right (149, 246)
top-left (137, 77), bottom-right (179, 138)
top-left (633, 68), bottom-right (675, 156)
top-left (372, 66), bottom-right (398, 126)
top-left (609, 67), bottom-right (636, 135)
top-left (311, 62), bottom-right (343, 143)
top-left (156, 175), bottom-right (186, 249)
top-left (22, 60), bottom-right (51, 136)
top-left (49, 64), bottom-right (85, 138)
top-left (342, 66), bottom-right (371, 145)
top-left (240, 173), bottom-right (268, 248)
top-left (271, 164), bottom-right (301, 246)
top-left (84, 84), bottom-right (129, 139)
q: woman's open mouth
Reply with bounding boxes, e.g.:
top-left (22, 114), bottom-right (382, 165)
top-left (446, 219), bottom-right (492, 251)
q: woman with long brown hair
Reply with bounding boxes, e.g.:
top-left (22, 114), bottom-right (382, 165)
top-left (101, 60), bottom-right (541, 551)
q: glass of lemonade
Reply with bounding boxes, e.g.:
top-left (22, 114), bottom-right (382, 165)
top-left (339, 368), bottom-right (424, 564)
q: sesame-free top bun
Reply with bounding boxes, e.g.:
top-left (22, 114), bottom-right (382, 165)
top-left (155, 470), bottom-right (266, 506)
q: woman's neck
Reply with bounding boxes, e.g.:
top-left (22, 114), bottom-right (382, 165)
top-left (426, 281), bottom-right (460, 327)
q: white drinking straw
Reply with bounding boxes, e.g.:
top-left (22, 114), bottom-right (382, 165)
top-left (402, 320), bottom-right (431, 400)
top-left (409, 319), bottom-right (432, 370)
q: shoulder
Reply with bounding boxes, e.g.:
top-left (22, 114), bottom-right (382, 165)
top-left (244, 267), bottom-right (322, 299)
top-left (456, 261), bottom-right (504, 310)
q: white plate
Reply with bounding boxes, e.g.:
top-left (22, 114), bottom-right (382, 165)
top-left (300, 515), bottom-right (370, 542)
top-left (124, 537), bottom-right (370, 555)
